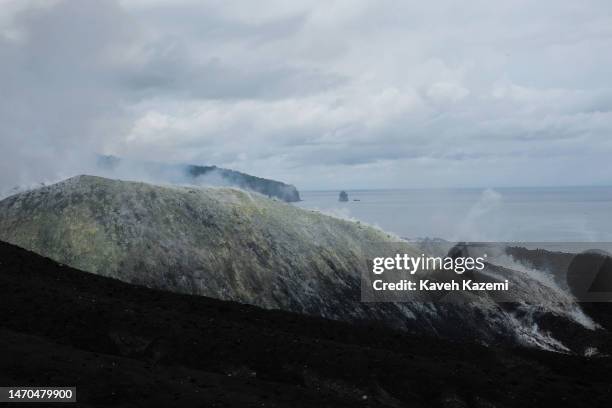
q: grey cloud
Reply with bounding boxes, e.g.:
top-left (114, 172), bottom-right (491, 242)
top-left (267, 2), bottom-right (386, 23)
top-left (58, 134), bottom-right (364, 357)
top-left (0, 0), bottom-right (344, 192)
top-left (117, 3), bottom-right (343, 100)
top-left (0, 0), bottom-right (137, 189)
top-left (122, 55), bottom-right (345, 100)
top-left (136, 4), bottom-right (309, 45)
top-left (2, 0), bottom-right (612, 191)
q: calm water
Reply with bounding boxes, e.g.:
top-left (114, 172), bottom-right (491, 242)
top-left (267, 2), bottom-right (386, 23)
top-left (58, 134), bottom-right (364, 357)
top-left (294, 187), bottom-right (612, 242)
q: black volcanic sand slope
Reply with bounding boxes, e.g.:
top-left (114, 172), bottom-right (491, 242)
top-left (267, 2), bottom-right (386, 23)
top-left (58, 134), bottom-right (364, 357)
top-left (1, 241), bottom-right (611, 407)
top-left (506, 246), bottom-right (612, 333)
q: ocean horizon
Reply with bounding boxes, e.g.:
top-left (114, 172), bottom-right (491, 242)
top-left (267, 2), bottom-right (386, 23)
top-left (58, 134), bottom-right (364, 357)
top-left (295, 186), bottom-right (612, 242)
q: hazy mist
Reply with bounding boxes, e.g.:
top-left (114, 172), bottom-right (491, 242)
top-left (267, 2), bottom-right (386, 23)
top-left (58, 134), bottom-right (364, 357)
top-left (2, 0), bottom-right (612, 190)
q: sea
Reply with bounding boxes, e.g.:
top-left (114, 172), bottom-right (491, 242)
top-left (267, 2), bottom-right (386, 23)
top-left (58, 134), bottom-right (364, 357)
top-left (294, 186), bottom-right (612, 243)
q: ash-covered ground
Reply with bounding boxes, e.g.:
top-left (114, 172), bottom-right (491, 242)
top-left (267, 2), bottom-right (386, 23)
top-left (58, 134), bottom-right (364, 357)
top-left (1, 240), bottom-right (611, 407)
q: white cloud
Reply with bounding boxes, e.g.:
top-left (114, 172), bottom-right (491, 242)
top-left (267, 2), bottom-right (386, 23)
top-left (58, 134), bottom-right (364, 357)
top-left (2, 0), bottom-right (612, 190)
top-left (426, 82), bottom-right (470, 105)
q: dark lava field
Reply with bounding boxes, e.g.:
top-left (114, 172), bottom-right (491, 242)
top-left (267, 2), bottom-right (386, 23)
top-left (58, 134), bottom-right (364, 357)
top-left (1, 240), bottom-right (611, 407)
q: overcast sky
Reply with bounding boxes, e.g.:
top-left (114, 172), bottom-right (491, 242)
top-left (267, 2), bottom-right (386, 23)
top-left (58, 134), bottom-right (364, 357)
top-left (1, 0), bottom-right (612, 190)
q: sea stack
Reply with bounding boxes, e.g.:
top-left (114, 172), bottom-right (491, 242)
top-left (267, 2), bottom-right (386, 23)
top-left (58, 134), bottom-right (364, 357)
top-left (339, 191), bottom-right (349, 202)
